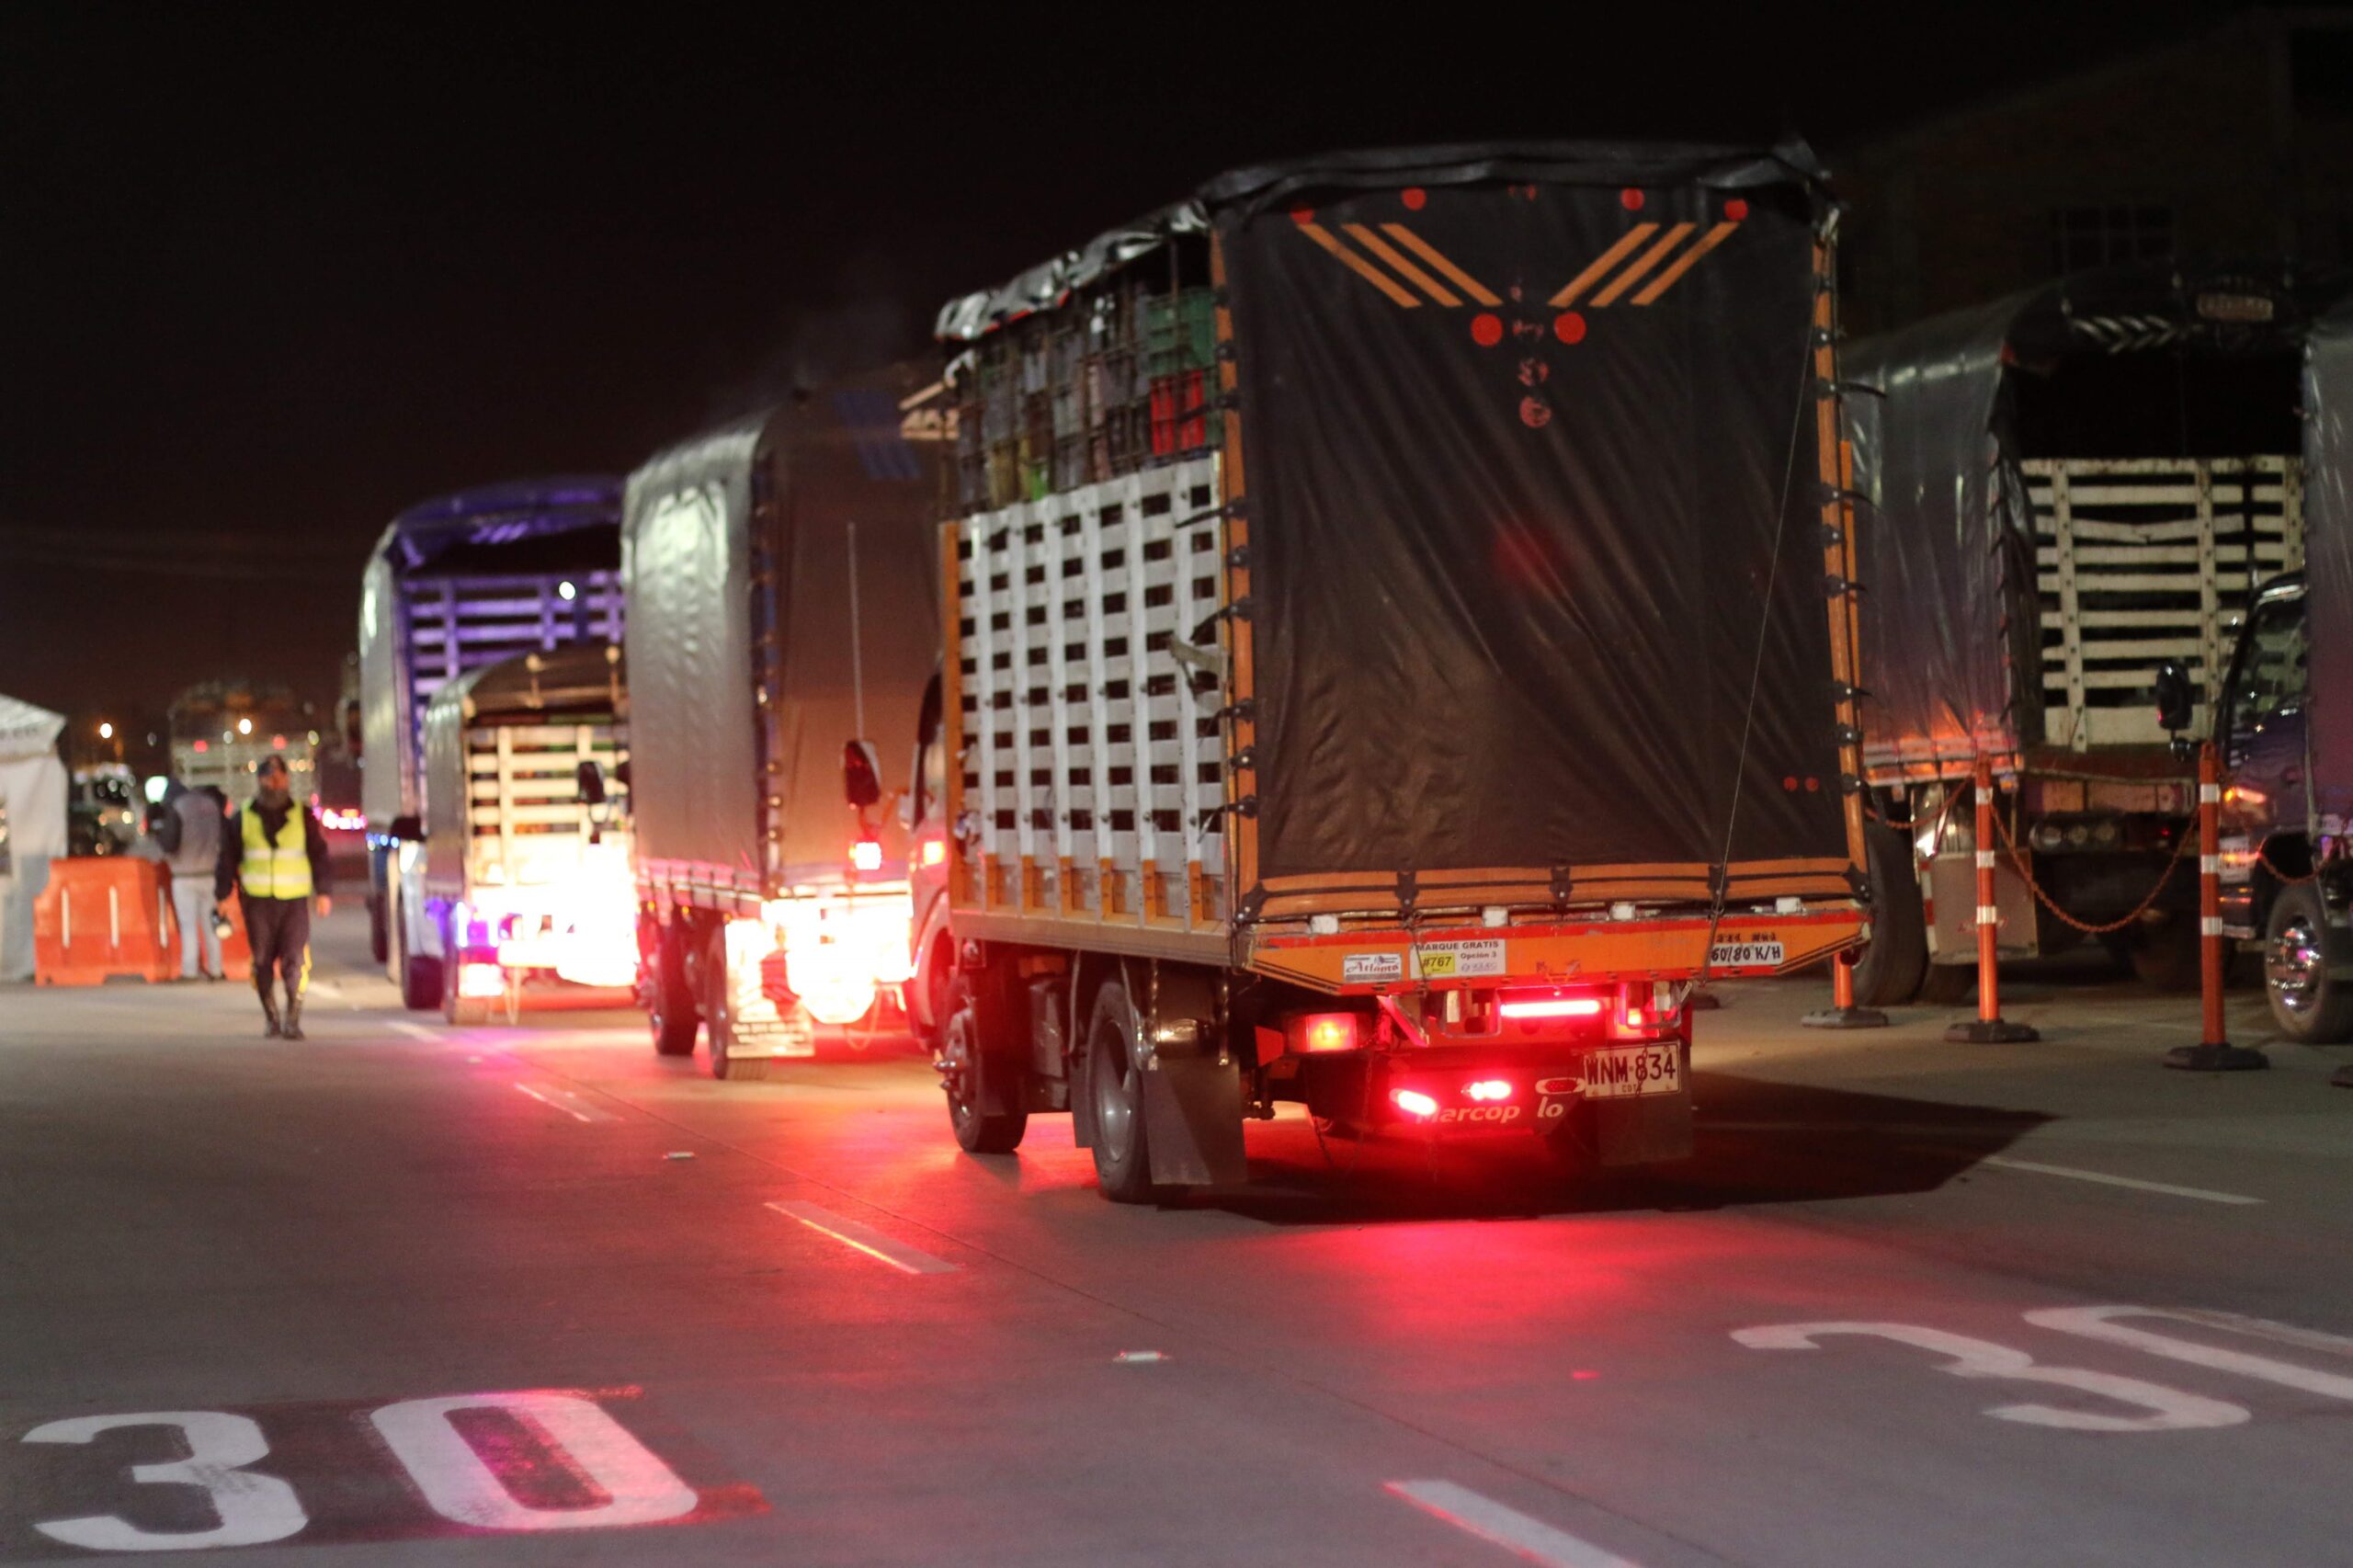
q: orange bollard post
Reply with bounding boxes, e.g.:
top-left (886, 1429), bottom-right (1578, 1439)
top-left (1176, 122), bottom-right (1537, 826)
top-left (1802, 942), bottom-right (1888, 1029)
top-left (1946, 756), bottom-right (2038, 1043)
top-left (2165, 742), bottom-right (2267, 1071)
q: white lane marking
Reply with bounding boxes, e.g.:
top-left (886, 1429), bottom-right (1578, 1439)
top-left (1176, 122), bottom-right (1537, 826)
top-left (1980, 1156), bottom-right (2261, 1205)
top-left (512, 1082), bottom-right (616, 1123)
top-left (1114, 1351), bottom-right (1168, 1364)
top-left (2026, 1307), bottom-right (2353, 1403)
top-left (1732, 1322), bottom-right (2247, 1431)
top-left (1386, 1481), bottom-right (1642, 1568)
top-left (764, 1201), bottom-right (957, 1276)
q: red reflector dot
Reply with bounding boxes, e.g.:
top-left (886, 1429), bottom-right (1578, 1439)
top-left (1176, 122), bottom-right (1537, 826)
top-left (1724, 198), bottom-right (1749, 221)
top-left (1471, 312), bottom-right (1504, 347)
top-left (1519, 396), bottom-right (1552, 429)
top-left (1783, 775), bottom-right (1800, 791)
top-left (1402, 187), bottom-right (1427, 210)
top-left (1553, 311), bottom-right (1586, 345)
top-left (1290, 206), bottom-right (1314, 226)
top-left (1805, 777), bottom-right (1822, 792)
top-left (1620, 187), bottom-right (1645, 211)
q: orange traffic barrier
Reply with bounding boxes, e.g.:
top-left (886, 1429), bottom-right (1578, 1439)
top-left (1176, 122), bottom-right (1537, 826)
top-left (33, 858), bottom-right (178, 985)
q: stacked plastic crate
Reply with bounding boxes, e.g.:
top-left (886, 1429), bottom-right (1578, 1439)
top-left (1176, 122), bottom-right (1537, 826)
top-left (950, 270), bottom-right (1222, 517)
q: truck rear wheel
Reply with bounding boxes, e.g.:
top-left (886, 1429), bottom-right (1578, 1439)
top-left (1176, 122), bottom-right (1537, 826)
top-left (1918, 960), bottom-right (1978, 1006)
top-left (2265, 882), bottom-right (2353, 1044)
top-left (647, 923), bottom-right (698, 1057)
top-left (392, 889), bottom-right (440, 1012)
top-left (700, 927), bottom-right (769, 1081)
top-left (2124, 914), bottom-right (2201, 993)
top-left (1085, 981), bottom-right (1155, 1204)
top-left (1850, 822), bottom-right (1927, 1006)
top-left (941, 971), bottom-right (1027, 1153)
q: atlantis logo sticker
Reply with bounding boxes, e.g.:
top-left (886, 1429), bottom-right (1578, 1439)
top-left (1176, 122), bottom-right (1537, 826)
top-left (1342, 952), bottom-right (1404, 983)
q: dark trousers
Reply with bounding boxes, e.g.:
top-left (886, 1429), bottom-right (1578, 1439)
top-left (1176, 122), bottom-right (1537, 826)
top-left (242, 895), bottom-right (312, 1003)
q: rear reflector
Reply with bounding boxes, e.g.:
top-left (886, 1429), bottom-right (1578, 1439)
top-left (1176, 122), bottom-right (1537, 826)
top-left (1499, 995), bottom-right (1604, 1019)
top-left (1392, 1088), bottom-right (1439, 1119)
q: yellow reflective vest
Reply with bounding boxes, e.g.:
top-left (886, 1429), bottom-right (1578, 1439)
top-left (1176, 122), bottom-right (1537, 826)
top-left (239, 805), bottom-right (315, 900)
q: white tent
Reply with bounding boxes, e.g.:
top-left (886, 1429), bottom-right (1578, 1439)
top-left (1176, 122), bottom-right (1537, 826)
top-left (0, 694), bottom-right (69, 982)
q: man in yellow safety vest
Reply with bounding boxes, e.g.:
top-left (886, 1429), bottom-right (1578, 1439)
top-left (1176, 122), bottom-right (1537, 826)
top-left (214, 755), bottom-right (333, 1039)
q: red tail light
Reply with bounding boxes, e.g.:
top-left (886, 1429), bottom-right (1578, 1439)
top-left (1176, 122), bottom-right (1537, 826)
top-left (918, 837), bottom-right (947, 868)
top-left (1464, 1078), bottom-right (1513, 1102)
top-left (1392, 1088), bottom-right (1438, 1119)
top-left (850, 839), bottom-right (883, 871)
top-left (1498, 994), bottom-right (1604, 1020)
top-left (1290, 1013), bottom-right (1359, 1053)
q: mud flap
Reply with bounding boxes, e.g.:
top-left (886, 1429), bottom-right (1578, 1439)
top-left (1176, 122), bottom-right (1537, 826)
top-left (1587, 1089), bottom-right (1694, 1167)
top-left (1139, 1053), bottom-right (1247, 1187)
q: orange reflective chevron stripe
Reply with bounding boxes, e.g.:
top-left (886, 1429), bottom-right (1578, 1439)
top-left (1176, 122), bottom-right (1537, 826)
top-left (1296, 223), bottom-right (1421, 307)
top-left (1630, 221), bottom-right (1741, 304)
top-left (1378, 225), bottom-right (1501, 305)
top-left (1342, 224), bottom-right (1460, 305)
top-left (1590, 222), bottom-right (1695, 305)
top-left (1552, 224), bottom-right (1657, 306)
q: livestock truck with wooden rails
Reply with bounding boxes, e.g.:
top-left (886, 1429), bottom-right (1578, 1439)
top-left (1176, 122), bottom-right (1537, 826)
top-left (1842, 263), bottom-right (2346, 1006)
top-left (621, 369), bottom-right (952, 1076)
top-left (920, 142), bottom-right (1871, 1201)
top-left (357, 479), bottom-right (626, 994)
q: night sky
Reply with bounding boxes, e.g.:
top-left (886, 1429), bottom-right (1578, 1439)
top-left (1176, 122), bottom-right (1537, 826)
top-left (0, 3), bottom-right (2255, 731)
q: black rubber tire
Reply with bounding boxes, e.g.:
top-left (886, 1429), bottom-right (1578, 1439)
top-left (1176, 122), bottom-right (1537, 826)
top-left (368, 891), bottom-right (389, 967)
top-left (2125, 915), bottom-right (2202, 993)
top-left (943, 971), bottom-right (1027, 1153)
top-left (2264, 881), bottom-right (2353, 1044)
top-left (1085, 981), bottom-right (1155, 1204)
top-left (1918, 960), bottom-right (1979, 1006)
top-left (392, 892), bottom-right (441, 1012)
top-left (1851, 822), bottom-right (1928, 1006)
top-left (701, 927), bottom-right (768, 1081)
top-left (441, 915), bottom-right (492, 1026)
top-left (648, 924), bottom-right (699, 1057)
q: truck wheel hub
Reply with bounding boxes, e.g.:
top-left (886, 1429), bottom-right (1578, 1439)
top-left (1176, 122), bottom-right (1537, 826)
top-left (2268, 915), bottom-right (2326, 1016)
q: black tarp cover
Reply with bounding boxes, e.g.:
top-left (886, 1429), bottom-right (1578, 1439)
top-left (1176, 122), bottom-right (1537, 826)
top-left (2308, 297), bottom-right (2353, 832)
top-left (1216, 142), bottom-right (1852, 900)
top-left (623, 369), bottom-right (944, 905)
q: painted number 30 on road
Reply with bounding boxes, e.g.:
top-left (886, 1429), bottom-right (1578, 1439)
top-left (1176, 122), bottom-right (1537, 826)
top-left (15, 1391), bottom-right (729, 1553)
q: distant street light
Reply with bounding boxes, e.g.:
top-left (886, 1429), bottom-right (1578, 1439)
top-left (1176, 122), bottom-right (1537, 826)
top-left (97, 722), bottom-right (113, 740)
top-left (237, 717), bottom-right (253, 736)
top-left (558, 580), bottom-right (578, 601)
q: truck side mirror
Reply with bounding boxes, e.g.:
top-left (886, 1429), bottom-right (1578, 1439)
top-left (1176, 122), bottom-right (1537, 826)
top-left (576, 759), bottom-right (607, 806)
top-left (844, 740), bottom-right (882, 810)
top-left (2154, 659), bottom-right (2194, 737)
top-left (388, 813), bottom-right (423, 842)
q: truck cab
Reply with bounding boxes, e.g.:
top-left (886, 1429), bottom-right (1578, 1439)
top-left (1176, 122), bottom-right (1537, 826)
top-left (2181, 573), bottom-right (2349, 1041)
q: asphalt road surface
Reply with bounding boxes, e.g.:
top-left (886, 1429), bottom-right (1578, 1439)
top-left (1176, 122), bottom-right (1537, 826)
top-left (4, 911), bottom-right (2349, 1566)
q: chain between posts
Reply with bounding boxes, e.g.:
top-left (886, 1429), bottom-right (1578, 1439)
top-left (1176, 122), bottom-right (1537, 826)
top-left (1985, 799), bottom-right (2196, 936)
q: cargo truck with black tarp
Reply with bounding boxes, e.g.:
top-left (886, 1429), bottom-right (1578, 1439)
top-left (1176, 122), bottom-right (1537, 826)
top-left (923, 142), bottom-right (1870, 1202)
top-left (358, 479), bottom-right (625, 984)
top-left (1843, 264), bottom-right (2347, 1006)
top-left (2150, 292), bottom-right (2353, 1043)
top-left (621, 368), bottom-right (950, 1077)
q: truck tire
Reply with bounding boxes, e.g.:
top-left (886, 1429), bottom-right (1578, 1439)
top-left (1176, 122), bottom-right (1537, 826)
top-left (2264, 882), bottom-right (2353, 1044)
top-left (442, 916), bottom-right (493, 1027)
top-left (647, 924), bottom-right (698, 1057)
top-left (392, 891), bottom-right (440, 1012)
top-left (368, 892), bottom-right (389, 967)
top-left (2125, 914), bottom-right (2201, 993)
top-left (1084, 980), bottom-right (1155, 1204)
top-left (941, 971), bottom-right (1027, 1153)
top-left (1850, 822), bottom-right (1927, 1006)
top-left (701, 929), bottom-right (769, 1081)
top-left (1918, 960), bottom-right (1978, 1006)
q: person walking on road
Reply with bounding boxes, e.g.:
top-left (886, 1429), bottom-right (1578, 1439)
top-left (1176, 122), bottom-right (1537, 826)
top-left (157, 778), bottom-right (225, 980)
top-left (215, 756), bottom-right (331, 1039)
